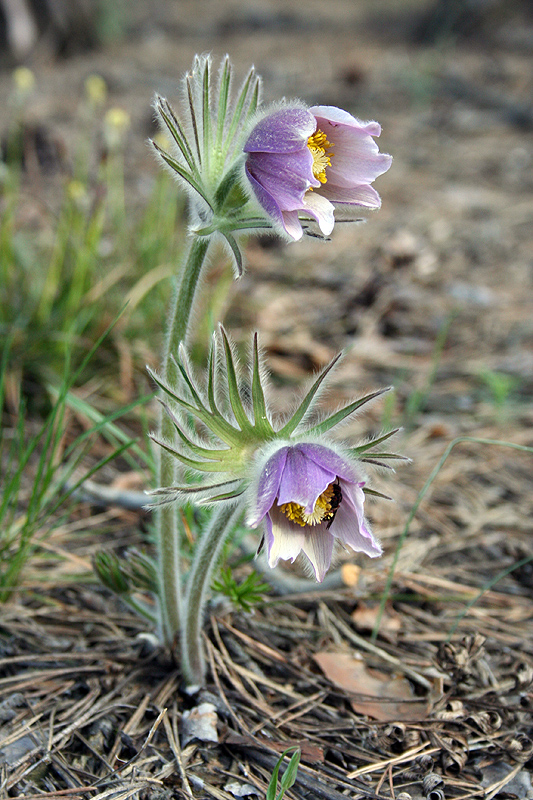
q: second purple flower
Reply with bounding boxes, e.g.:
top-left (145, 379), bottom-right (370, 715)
top-left (247, 442), bottom-right (382, 582)
top-left (244, 105), bottom-right (392, 241)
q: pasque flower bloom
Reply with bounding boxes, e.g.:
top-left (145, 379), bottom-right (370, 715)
top-left (247, 442), bottom-right (382, 581)
top-left (149, 329), bottom-right (399, 583)
top-left (153, 57), bottom-right (392, 274)
top-left (244, 105), bottom-right (392, 240)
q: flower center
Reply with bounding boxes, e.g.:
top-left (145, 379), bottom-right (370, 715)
top-left (307, 129), bottom-right (334, 184)
top-left (279, 481), bottom-right (342, 528)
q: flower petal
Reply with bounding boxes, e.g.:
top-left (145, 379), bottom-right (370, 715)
top-left (317, 182), bottom-right (382, 209)
top-left (281, 210), bottom-right (304, 240)
top-left (249, 445), bottom-right (289, 526)
top-left (243, 103), bottom-right (390, 238)
top-left (245, 165), bottom-right (287, 232)
top-left (246, 150), bottom-right (315, 210)
top-left (331, 481), bottom-right (382, 558)
top-left (244, 107), bottom-right (316, 153)
top-left (301, 527), bottom-right (335, 581)
top-left (276, 445), bottom-right (336, 513)
top-left (265, 506), bottom-right (306, 567)
top-left (323, 126), bottom-right (391, 187)
top-left (310, 105), bottom-right (382, 136)
top-left (245, 164), bottom-right (307, 239)
top-left (295, 443), bottom-right (358, 484)
top-left (301, 191), bottom-right (335, 236)
top-left (310, 106), bottom-right (392, 187)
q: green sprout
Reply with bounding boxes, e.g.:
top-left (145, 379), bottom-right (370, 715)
top-left (266, 747), bottom-right (301, 800)
top-left (211, 566), bottom-right (270, 612)
top-left (478, 369), bottom-right (520, 418)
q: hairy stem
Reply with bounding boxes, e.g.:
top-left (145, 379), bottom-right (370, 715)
top-left (156, 236), bottom-right (210, 646)
top-left (181, 503), bottom-right (242, 685)
top-left (163, 236), bottom-right (210, 375)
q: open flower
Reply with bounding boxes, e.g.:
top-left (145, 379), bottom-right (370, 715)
top-left (247, 442), bottom-right (382, 581)
top-left (149, 330), bottom-right (399, 582)
top-left (244, 105), bottom-right (392, 240)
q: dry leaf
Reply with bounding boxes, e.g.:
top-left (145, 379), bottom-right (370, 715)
top-left (341, 563), bottom-right (361, 587)
top-left (181, 702), bottom-right (218, 745)
top-left (314, 651), bottom-right (429, 722)
top-left (351, 602), bottom-right (402, 638)
top-left (224, 781), bottom-right (260, 798)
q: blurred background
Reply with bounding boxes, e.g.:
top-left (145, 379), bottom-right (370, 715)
top-left (1, 0), bottom-right (532, 385)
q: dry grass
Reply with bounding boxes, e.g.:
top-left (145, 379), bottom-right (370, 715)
top-left (2, 416), bottom-right (532, 798)
top-left (1, 542), bottom-right (532, 799)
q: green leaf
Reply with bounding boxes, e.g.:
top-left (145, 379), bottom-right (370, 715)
top-left (186, 69), bottom-right (202, 166)
top-left (150, 436), bottom-right (230, 473)
top-left (155, 96), bottom-right (197, 174)
top-left (216, 56), bottom-right (231, 152)
top-left (164, 411), bottom-right (232, 463)
top-left (363, 487), bottom-right (393, 501)
top-left (212, 567), bottom-right (269, 611)
top-left (307, 387), bottom-right (392, 436)
top-left (278, 748), bottom-right (301, 799)
top-left (220, 327), bottom-right (253, 432)
top-left (222, 232), bottom-right (243, 278)
top-left (251, 332), bottom-right (273, 437)
top-left (147, 366), bottom-right (241, 446)
top-left (151, 142), bottom-right (212, 209)
top-left (361, 452), bottom-right (409, 461)
top-left (248, 78), bottom-right (260, 119)
top-left (151, 478), bottom-right (241, 500)
top-left (205, 486), bottom-right (246, 503)
top-left (93, 551), bottom-right (130, 594)
top-left (351, 428), bottom-right (400, 455)
top-left (226, 218), bottom-right (273, 231)
top-left (202, 56), bottom-right (211, 168)
top-left (360, 458), bottom-right (395, 470)
top-left (172, 348), bottom-right (208, 411)
top-left (278, 353), bottom-right (342, 437)
top-left (146, 366), bottom-right (193, 408)
top-left (47, 438), bottom-right (137, 519)
top-left (54, 390), bottom-right (154, 470)
top-left (224, 66), bottom-right (259, 158)
top-left (265, 747), bottom-right (301, 800)
top-left (207, 338), bottom-right (220, 415)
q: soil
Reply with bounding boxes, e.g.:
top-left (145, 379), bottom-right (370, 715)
top-left (1, 1), bottom-right (533, 799)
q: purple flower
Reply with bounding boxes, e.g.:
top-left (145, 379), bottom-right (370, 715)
top-left (247, 442), bottom-right (382, 581)
top-left (244, 105), bottom-right (392, 241)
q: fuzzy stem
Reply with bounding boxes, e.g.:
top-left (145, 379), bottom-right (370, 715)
top-left (124, 595), bottom-right (158, 625)
top-left (181, 503), bottom-right (242, 685)
top-left (163, 236), bottom-right (210, 374)
top-left (156, 235), bottom-right (210, 646)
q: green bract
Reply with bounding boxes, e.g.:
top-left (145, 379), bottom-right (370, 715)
top-left (148, 328), bottom-right (399, 507)
top-left (152, 55), bottom-right (271, 275)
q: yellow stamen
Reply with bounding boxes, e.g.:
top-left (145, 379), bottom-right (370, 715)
top-left (280, 483), bottom-right (337, 527)
top-left (307, 129), bottom-right (334, 184)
